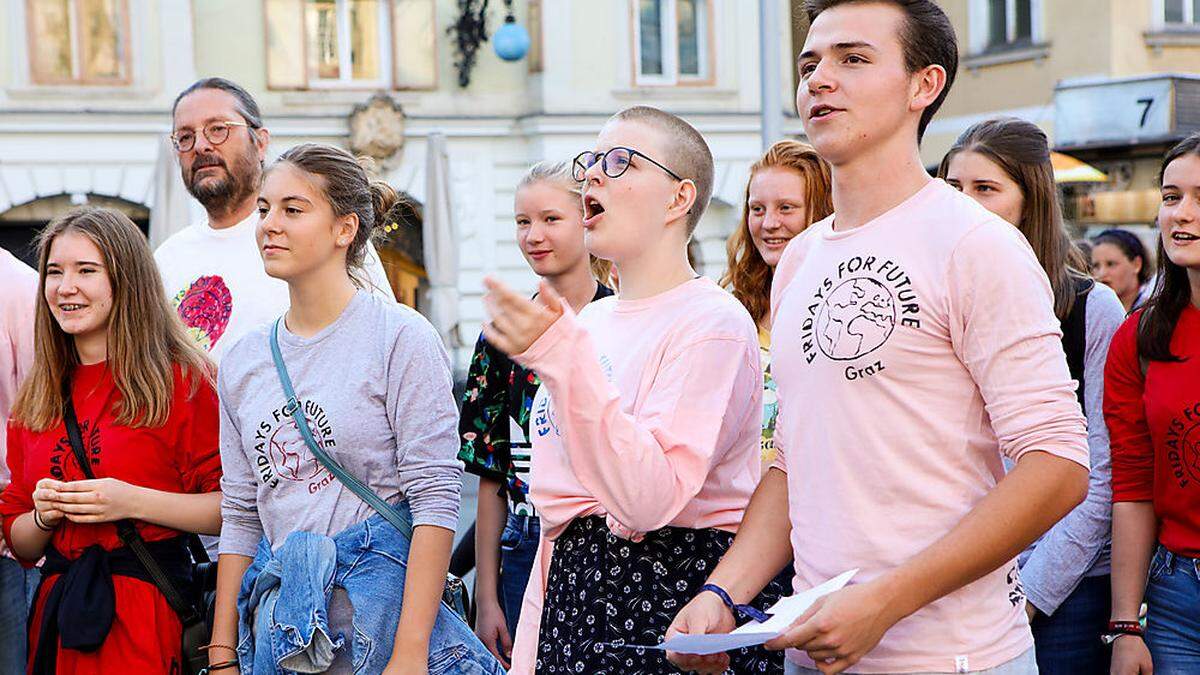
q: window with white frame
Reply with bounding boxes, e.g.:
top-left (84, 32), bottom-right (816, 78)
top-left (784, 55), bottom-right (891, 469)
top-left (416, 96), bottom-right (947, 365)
top-left (634, 0), bottom-right (711, 85)
top-left (985, 0), bottom-right (1034, 50)
top-left (265, 0), bottom-right (436, 90)
top-left (1163, 0), bottom-right (1200, 26)
top-left (27, 0), bottom-right (131, 85)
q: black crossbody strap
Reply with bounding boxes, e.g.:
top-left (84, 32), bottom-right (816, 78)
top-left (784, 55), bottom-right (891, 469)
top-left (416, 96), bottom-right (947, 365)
top-left (62, 396), bottom-right (202, 627)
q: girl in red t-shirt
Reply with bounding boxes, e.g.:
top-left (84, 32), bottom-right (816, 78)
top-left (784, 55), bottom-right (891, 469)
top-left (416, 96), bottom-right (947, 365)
top-left (1108, 133), bottom-right (1200, 675)
top-left (0, 206), bottom-right (221, 674)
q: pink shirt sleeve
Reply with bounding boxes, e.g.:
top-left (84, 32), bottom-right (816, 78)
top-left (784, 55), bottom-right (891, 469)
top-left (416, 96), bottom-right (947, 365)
top-left (946, 222), bottom-right (1089, 467)
top-left (515, 308), bottom-right (760, 535)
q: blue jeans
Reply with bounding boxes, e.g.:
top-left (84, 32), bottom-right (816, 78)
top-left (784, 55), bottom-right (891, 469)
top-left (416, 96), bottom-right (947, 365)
top-left (1145, 546), bottom-right (1200, 674)
top-left (498, 512), bottom-right (539, 638)
top-left (1030, 574), bottom-right (1110, 674)
top-left (0, 557), bottom-right (40, 675)
top-left (237, 507), bottom-right (505, 674)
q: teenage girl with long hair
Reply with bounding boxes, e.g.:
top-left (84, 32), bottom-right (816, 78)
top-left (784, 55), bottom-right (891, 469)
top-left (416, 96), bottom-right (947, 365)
top-left (721, 140), bottom-right (832, 472)
top-left (940, 117), bottom-right (1126, 675)
top-left (1107, 133), bottom-right (1200, 675)
top-left (0, 206), bottom-right (221, 673)
top-left (209, 143), bottom-right (501, 674)
top-left (461, 160), bottom-right (613, 667)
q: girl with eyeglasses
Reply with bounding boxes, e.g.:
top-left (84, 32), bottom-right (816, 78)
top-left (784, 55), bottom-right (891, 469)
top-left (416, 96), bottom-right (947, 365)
top-left (481, 106), bottom-right (785, 674)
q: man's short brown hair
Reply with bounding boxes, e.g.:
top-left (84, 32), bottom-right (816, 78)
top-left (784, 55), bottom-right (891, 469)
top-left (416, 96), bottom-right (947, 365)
top-left (804, 0), bottom-right (958, 141)
top-left (611, 106), bottom-right (714, 236)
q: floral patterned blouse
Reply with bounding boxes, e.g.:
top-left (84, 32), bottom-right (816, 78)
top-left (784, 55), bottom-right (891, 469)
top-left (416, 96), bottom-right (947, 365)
top-left (759, 326), bottom-right (778, 465)
top-left (458, 283), bottom-right (613, 516)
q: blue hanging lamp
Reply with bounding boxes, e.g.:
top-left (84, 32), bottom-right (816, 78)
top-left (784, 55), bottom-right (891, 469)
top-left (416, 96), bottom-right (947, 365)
top-left (493, 0), bottom-right (530, 62)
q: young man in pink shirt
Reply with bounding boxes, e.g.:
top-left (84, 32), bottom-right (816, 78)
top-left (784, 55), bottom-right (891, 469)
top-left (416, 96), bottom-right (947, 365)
top-left (667, 1), bottom-right (1089, 674)
top-left (482, 106), bottom-right (786, 674)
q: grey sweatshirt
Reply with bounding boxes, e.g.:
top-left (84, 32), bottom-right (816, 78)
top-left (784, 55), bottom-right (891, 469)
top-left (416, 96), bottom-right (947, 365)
top-left (1016, 282), bottom-right (1126, 615)
top-left (217, 291), bottom-right (462, 557)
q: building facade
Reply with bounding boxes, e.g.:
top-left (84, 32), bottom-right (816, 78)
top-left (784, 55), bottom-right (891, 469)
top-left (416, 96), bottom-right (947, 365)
top-left (5, 1), bottom-right (1198, 370)
top-left (919, 0), bottom-right (1200, 234)
top-left (0, 0), bottom-right (812, 370)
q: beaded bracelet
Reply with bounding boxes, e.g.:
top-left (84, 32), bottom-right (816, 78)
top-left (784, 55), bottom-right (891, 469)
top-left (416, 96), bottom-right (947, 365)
top-left (201, 643), bottom-right (238, 653)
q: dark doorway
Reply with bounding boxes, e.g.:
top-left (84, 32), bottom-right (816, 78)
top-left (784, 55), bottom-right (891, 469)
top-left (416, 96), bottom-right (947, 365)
top-left (0, 194), bottom-right (151, 266)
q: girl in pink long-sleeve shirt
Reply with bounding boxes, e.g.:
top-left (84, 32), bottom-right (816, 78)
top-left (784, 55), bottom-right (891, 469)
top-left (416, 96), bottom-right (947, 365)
top-left (482, 106), bottom-right (788, 674)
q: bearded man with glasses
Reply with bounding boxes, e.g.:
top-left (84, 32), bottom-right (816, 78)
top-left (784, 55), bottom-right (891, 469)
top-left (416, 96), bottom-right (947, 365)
top-left (153, 78), bottom-right (395, 364)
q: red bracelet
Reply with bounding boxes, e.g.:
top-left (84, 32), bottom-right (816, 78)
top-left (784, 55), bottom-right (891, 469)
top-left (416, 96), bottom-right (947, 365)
top-left (1101, 620), bottom-right (1144, 644)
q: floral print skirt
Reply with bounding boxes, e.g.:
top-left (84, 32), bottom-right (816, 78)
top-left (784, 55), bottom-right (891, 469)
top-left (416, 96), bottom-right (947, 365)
top-left (536, 516), bottom-right (789, 674)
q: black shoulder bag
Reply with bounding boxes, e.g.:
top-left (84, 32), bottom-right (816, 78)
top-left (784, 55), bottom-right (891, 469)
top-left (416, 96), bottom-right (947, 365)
top-left (62, 398), bottom-right (213, 675)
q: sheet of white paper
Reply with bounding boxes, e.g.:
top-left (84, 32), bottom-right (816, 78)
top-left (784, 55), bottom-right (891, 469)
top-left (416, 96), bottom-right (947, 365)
top-left (650, 569), bottom-right (858, 656)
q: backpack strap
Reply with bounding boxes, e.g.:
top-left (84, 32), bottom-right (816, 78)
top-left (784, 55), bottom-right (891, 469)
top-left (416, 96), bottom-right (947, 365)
top-left (1060, 277), bottom-right (1092, 413)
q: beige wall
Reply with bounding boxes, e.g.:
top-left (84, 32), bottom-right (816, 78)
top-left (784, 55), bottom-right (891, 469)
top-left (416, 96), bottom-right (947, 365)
top-left (921, 0), bottom-right (1200, 165)
top-left (922, 0), bottom-right (1117, 163)
top-left (1110, 1), bottom-right (1200, 76)
top-left (192, 0), bottom-right (536, 119)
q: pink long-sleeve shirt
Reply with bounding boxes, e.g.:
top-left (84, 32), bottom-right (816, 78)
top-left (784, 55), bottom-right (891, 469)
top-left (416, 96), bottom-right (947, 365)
top-left (507, 277), bottom-right (763, 674)
top-left (770, 180), bottom-right (1089, 673)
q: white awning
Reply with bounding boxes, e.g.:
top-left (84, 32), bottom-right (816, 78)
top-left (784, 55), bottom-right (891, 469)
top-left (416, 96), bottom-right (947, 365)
top-left (711, 159), bottom-right (755, 208)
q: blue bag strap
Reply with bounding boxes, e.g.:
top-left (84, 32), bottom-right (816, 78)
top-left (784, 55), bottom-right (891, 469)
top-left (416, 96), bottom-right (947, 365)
top-left (269, 318), bottom-right (414, 540)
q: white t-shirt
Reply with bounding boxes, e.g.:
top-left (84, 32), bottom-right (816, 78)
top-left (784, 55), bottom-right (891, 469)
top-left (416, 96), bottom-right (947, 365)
top-left (154, 212), bottom-right (396, 364)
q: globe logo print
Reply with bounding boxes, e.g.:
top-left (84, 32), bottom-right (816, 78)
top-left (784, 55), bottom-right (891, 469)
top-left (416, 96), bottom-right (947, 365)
top-left (1184, 423), bottom-right (1200, 483)
top-left (815, 277), bottom-right (897, 360)
top-left (266, 415), bottom-right (325, 482)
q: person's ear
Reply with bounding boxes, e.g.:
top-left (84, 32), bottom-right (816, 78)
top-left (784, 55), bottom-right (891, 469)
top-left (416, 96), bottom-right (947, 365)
top-left (666, 179), bottom-right (699, 228)
top-left (335, 212), bottom-right (359, 248)
top-left (253, 127), bottom-right (271, 161)
top-left (908, 64), bottom-right (947, 115)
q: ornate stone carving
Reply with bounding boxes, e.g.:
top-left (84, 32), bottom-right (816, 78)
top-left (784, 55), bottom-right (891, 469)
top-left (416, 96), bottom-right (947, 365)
top-left (349, 94), bottom-right (406, 162)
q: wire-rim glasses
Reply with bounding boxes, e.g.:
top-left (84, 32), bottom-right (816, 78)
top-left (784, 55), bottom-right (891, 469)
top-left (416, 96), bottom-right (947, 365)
top-left (171, 120), bottom-right (252, 153)
top-left (572, 147), bottom-right (685, 183)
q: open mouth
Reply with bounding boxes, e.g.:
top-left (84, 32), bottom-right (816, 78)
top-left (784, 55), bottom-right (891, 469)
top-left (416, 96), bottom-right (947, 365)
top-left (1171, 230), bottom-right (1199, 243)
top-left (59, 303), bottom-right (87, 312)
top-left (583, 194), bottom-right (606, 223)
top-left (762, 236), bottom-right (791, 247)
top-left (809, 104), bottom-right (843, 120)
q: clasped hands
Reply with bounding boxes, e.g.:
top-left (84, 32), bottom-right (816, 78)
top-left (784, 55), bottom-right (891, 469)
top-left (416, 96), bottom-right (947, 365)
top-left (481, 277), bottom-right (565, 357)
top-left (32, 476), bottom-right (143, 528)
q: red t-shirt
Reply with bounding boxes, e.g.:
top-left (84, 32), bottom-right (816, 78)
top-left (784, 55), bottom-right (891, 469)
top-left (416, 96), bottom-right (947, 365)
top-left (1106, 305), bottom-right (1200, 557)
top-left (0, 361), bottom-right (220, 674)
